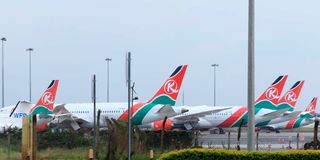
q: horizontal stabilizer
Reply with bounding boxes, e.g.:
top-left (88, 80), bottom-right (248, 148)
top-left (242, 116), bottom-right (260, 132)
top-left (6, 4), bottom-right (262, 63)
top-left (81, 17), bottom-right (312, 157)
top-left (156, 105), bottom-right (174, 114)
top-left (281, 111), bottom-right (302, 122)
top-left (53, 104), bottom-right (69, 114)
top-left (261, 108), bottom-right (290, 117)
top-left (156, 105), bottom-right (189, 115)
top-left (286, 111), bottom-right (302, 117)
top-left (174, 106), bottom-right (231, 122)
top-left (305, 118), bottom-right (314, 122)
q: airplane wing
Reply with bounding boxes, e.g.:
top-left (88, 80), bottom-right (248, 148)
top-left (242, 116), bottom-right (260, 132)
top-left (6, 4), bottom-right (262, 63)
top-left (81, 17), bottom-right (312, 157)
top-left (173, 106), bottom-right (231, 123)
top-left (305, 118), bottom-right (314, 122)
top-left (256, 108), bottom-right (291, 123)
top-left (299, 111), bottom-right (316, 120)
top-left (283, 111), bottom-right (302, 119)
top-left (50, 104), bottom-right (88, 130)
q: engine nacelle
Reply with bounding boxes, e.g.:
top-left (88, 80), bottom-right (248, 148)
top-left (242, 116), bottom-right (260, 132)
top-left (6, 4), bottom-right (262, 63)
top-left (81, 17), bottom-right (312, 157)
top-left (36, 123), bottom-right (47, 132)
top-left (172, 107), bottom-right (189, 115)
top-left (153, 119), bottom-right (173, 131)
top-left (138, 119), bottom-right (174, 131)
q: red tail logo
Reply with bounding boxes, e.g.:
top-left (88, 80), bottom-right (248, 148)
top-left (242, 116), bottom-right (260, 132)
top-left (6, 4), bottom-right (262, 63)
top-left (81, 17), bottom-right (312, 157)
top-left (265, 87), bottom-right (279, 100)
top-left (306, 104), bottom-right (314, 112)
top-left (278, 80), bottom-right (304, 107)
top-left (284, 91), bottom-right (297, 104)
top-left (42, 92), bottom-right (55, 105)
top-left (305, 97), bottom-right (317, 114)
top-left (255, 75), bottom-right (288, 104)
top-left (147, 65), bottom-right (187, 105)
top-left (29, 80), bottom-right (59, 114)
top-left (164, 80), bottom-right (179, 95)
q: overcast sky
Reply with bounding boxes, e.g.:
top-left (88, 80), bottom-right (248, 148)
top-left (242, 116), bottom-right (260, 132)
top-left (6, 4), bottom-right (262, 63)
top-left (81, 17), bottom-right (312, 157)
top-left (0, 1), bottom-right (319, 112)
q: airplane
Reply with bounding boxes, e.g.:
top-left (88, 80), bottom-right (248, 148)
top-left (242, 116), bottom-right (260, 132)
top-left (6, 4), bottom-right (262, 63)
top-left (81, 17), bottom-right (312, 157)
top-left (7, 65), bottom-right (230, 131)
top-left (0, 80), bottom-right (59, 133)
top-left (264, 97), bottom-right (318, 132)
top-left (139, 75), bottom-right (302, 131)
top-left (45, 65), bottom-right (194, 130)
top-left (255, 81), bottom-right (305, 127)
top-left (193, 78), bottom-right (305, 130)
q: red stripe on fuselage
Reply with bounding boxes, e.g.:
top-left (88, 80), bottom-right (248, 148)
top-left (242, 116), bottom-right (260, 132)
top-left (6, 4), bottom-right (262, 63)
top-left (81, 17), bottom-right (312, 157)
top-left (218, 107), bottom-right (247, 128)
top-left (285, 118), bottom-right (297, 129)
top-left (117, 102), bottom-right (146, 121)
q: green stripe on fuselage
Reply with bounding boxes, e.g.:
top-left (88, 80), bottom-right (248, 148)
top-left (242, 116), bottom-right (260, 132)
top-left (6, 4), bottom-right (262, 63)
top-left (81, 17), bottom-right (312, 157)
top-left (132, 95), bottom-right (175, 125)
top-left (256, 121), bottom-right (270, 127)
top-left (254, 100), bottom-right (294, 127)
top-left (301, 113), bottom-right (314, 119)
top-left (232, 100), bottom-right (294, 128)
top-left (231, 109), bottom-right (260, 127)
top-left (132, 103), bottom-right (156, 125)
top-left (293, 118), bottom-right (304, 128)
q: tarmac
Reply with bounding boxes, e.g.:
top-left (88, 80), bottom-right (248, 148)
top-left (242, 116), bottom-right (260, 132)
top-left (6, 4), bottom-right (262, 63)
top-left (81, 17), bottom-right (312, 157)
top-left (198, 129), bottom-right (317, 150)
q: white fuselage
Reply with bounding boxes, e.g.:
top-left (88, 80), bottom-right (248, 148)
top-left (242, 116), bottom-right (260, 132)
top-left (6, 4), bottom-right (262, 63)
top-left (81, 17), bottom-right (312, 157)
top-left (0, 102), bottom-right (185, 130)
top-left (193, 107), bottom-right (298, 129)
top-left (0, 102), bottom-right (299, 132)
top-left (140, 106), bottom-right (294, 130)
top-left (0, 105), bottom-right (23, 132)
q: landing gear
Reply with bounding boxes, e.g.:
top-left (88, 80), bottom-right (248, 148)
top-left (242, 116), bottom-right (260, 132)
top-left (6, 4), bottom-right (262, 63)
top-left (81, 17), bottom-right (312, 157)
top-left (209, 128), bottom-right (225, 134)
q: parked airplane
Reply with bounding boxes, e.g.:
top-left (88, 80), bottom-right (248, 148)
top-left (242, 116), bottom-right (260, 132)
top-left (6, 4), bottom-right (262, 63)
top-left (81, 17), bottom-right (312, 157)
top-left (46, 65), bottom-right (195, 130)
top-left (255, 81), bottom-right (305, 127)
top-left (265, 97), bottom-right (318, 132)
top-left (7, 65), bottom-right (230, 131)
top-left (0, 80), bottom-right (59, 133)
top-left (140, 75), bottom-right (300, 131)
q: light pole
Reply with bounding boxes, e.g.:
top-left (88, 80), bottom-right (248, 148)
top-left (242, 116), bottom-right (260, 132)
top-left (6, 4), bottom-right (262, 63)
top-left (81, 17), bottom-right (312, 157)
top-left (211, 64), bottom-right (219, 106)
top-left (26, 48), bottom-right (34, 103)
top-left (92, 74), bottom-right (97, 159)
top-left (105, 58), bottom-right (112, 103)
top-left (126, 52), bottom-right (132, 160)
top-left (1, 37), bottom-right (6, 108)
top-left (247, 0), bottom-right (255, 151)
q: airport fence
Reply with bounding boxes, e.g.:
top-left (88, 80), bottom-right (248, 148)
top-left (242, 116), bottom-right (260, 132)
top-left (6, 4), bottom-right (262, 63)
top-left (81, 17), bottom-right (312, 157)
top-left (0, 122), bottom-right (195, 159)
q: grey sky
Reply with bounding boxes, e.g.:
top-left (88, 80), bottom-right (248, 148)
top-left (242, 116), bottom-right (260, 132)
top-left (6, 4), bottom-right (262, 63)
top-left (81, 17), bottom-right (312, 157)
top-left (0, 1), bottom-right (319, 112)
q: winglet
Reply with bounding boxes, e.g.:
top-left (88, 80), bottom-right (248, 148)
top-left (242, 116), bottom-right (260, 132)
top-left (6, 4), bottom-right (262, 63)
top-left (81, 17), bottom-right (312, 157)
top-left (28, 80), bottom-right (59, 115)
top-left (278, 80), bottom-right (304, 107)
top-left (147, 65), bottom-right (188, 106)
top-left (255, 75), bottom-right (288, 104)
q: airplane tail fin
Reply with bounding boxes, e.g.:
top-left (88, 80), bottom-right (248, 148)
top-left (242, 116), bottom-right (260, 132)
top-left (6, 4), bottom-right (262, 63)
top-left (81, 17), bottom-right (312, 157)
top-left (147, 65), bottom-right (187, 106)
top-left (28, 80), bottom-right (59, 115)
top-left (278, 80), bottom-right (304, 109)
top-left (255, 75), bottom-right (288, 104)
top-left (9, 101), bottom-right (32, 118)
top-left (305, 97), bottom-right (317, 115)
